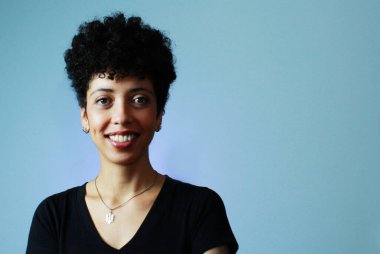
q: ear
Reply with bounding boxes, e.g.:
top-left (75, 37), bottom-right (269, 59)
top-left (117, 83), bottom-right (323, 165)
top-left (80, 107), bottom-right (89, 130)
top-left (155, 110), bottom-right (163, 132)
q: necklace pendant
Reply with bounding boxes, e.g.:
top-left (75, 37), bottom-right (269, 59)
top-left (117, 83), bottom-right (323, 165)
top-left (106, 211), bottom-right (115, 224)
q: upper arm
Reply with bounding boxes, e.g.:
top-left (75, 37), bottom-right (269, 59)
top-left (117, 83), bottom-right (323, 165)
top-left (191, 189), bottom-right (238, 254)
top-left (26, 199), bottom-right (59, 253)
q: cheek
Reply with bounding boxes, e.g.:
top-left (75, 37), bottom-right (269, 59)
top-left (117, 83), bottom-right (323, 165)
top-left (88, 111), bottom-right (109, 131)
top-left (140, 114), bottom-right (158, 130)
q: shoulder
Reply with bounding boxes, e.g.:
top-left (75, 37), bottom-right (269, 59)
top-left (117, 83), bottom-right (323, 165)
top-left (165, 176), bottom-right (218, 196)
top-left (38, 185), bottom-right (82, 206)
top-left (27, 185), bottom-right (86, 252)
top-left (34, 185), bottom-right (84, 219)
top-left (164, 176), bottom-right (238, 253)
top-left (165, 176), bottom-right (223, 206)
top-left (163, 176), bottom-right (227, 221)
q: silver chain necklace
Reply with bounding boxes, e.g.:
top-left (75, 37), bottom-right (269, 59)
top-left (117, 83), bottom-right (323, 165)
top-left (94, 172), bottom-right (158, 224)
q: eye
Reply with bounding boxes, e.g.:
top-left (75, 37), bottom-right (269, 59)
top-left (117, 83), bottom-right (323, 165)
top-left (132, 95), bottom-right (149, 105)
top-left (95, 97), bottom-right (111, 106)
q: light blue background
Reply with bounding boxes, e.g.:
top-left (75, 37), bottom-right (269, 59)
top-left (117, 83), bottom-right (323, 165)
top-left (1, 0), bottom-right (379, 253)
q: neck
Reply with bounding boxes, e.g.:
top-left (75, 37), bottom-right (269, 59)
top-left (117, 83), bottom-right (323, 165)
top-left (96, 152), bottom-right (157, 199)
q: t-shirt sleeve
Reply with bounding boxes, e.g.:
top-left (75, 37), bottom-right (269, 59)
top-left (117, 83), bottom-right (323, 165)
top-left (191, 189), bottom-right (238, 254)
top-left (26, 198), bottom-right (59, 254)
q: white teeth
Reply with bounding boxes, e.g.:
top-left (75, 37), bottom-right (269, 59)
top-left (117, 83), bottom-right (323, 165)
top-left (109, 134), bottom-right (136, 142)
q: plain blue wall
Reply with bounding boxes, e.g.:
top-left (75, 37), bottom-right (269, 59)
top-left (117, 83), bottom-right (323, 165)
top-left (1, 0), bottom-right (379, 253)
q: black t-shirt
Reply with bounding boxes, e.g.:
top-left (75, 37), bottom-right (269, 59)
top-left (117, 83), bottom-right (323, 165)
top-left (26, 176), bottom-right (238, 253)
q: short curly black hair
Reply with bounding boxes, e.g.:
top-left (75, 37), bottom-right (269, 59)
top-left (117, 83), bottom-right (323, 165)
top-left (64, 12), bottom-right (176, 114)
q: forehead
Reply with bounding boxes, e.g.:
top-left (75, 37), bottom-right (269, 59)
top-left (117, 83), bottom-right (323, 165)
top-left (87, 76), bottom-right (154, 94)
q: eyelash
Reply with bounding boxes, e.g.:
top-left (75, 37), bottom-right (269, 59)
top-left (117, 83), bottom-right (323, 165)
top-left (94, 95), bottom-right (149, 107)
top-left (95, 97), bottom-right (110, 106)
top-left (132, 96), bottom-right (149, 105)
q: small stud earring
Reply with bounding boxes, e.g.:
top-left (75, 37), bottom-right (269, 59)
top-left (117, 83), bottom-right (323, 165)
top-left (82, 127), bottom-right (89, 134)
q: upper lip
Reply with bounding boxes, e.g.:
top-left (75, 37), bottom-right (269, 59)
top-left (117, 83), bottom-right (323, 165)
top-left (105, 130), bottom-right (139, 136)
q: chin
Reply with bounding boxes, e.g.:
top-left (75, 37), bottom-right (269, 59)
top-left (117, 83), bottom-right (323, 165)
top-left (103, 152), bottom-right (147, 167)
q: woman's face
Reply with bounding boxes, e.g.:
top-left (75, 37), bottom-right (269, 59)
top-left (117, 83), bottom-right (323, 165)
top-left (81, 75), bottom-right (162, 166)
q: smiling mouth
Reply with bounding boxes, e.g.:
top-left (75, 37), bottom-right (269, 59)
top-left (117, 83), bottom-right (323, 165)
top-left (108, 134), bottom-right (138, 142)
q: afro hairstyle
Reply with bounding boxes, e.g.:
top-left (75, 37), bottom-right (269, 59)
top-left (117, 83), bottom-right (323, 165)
top-left (64, 12), bottom-right (176, 114)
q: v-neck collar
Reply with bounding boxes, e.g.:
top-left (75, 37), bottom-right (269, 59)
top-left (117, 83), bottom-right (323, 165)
top-left (77, 176), bottom-right (171, 252)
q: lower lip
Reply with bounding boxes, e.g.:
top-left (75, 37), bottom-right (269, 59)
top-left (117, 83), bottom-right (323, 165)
top-left (107, 137), bottom-right (136, 149)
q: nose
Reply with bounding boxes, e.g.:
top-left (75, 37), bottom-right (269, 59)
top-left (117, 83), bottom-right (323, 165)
top-left (111, 100), bottom-right (132, 125)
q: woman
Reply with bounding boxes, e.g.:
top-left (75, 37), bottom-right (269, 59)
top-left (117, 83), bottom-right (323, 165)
top-left (27, 12), bottom-right (238, 254)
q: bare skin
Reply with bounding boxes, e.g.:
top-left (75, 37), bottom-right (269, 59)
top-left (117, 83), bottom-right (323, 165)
top-left (82, 76), bottom-right (166, 249)
top-left (81, 75), bottom-right (229, 252)
top-left (205, 246), bottom-right (230, 254)
top-left (85, 170), bottom-right (229, 253)
top-left (85, 165), bottom-right (165, 249)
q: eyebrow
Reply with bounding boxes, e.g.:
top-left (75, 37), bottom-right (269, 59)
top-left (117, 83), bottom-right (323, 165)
top-left (90, 88), bottom-right (114, 96)
top-left (90, 87), bottom-right (154, 96)
top-left (128, 87), bottom-right (154, 95)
